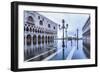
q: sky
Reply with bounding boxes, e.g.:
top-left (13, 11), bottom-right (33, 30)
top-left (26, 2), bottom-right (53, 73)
top-left (38, 11), bottom-right (90, 38)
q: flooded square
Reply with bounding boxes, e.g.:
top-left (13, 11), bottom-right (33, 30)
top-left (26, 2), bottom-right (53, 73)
top-left (24, 11), bottom-right (90, 62)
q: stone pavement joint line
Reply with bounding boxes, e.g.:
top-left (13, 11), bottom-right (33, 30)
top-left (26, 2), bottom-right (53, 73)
top-left (66, 47), bottom-right (76, 60)
top-left (43, 48), bottom-right (62, 61)
top-left (25, 48), bottom-right (56, 62)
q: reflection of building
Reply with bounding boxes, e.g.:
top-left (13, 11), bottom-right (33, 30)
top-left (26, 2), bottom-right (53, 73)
top-left (24, 11), bottom-right (57, 61)
top-left (82, 16), bottom-right (90, 58)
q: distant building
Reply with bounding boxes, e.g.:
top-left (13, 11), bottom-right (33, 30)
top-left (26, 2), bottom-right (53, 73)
top-left (82, 16), bottom-right (90, 58)
top-left (24, 11), bottom-right (58, 61)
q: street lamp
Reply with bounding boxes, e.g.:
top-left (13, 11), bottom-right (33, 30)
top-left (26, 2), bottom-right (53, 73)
top-left (65, 24), bottom-right (68, 48)
top-left (59, 19), bottom-right (68, 60)
top-left (59, 19), bottom-right (68, 47)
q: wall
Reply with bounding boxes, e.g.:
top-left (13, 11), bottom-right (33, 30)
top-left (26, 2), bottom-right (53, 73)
top-left (0, 0), bottom-right (99, 73)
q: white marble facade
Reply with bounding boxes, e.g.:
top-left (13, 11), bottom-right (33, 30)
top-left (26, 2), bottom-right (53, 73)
top-left (24, 11), bottom-right (58, 61)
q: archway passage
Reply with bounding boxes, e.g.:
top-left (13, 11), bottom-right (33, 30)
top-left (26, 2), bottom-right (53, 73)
top-left (26, 34), bottom-right (31, 45)
top-left (33, 35), bottom-right (37, 45)
top-left (48, 36), bottom-right (50, 44)
top-left (42, 36), bottom-right (44, 44)
top-left (45, 36), bottom-right (47, 44)
top-left (38, 35), bottom-right (41, 45)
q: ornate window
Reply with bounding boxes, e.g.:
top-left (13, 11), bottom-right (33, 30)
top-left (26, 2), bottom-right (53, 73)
top-left (48, 24), bottom-right (50, 28)
top-left (54, 26), bottom-right (55, 29)
top-left (39, 20), bottom-right (43, 25)
top-left (27, 16), bottom-right (35, 25)
top-left (38, 16), bottom-right (40, 19)
top-left (28, 16), bottom-right (33, 22)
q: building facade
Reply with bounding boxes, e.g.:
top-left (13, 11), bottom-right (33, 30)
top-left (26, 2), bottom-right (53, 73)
top-left (24, 11), bottom-right (58, 61)
top-left (82, 16), bottom-right (90, 58)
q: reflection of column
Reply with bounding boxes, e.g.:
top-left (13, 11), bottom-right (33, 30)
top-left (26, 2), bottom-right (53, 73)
top-left (66, 29), bottom-right (67, 48)
top-left (31, 35), bottom-right (34, 57)
top-left (66, 24), bottom-right (68, 48)
top-left (62, 20), bottom-right (65, 48)
top-left (71, 39), bottom-right (72, 46)
top-left (24, 35), bottom-right (27, 60)
top-left (77, 29), bottom-right (78, 50)
top-left (62, 47), bottom-right (64, 60)
top-left (59, 19), bottom-right (68, 60)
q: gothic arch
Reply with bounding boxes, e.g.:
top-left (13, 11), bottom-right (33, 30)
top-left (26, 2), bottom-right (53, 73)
top-left (26, 34), bottom-right (31, 45)
top-left (33, 35), bottom-right (37, 45)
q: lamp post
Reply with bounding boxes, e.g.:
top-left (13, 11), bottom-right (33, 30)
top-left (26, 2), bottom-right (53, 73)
top-left (59, 19), bottom-right (68, 60)
top-left (65, 24), bottom-right (68, 48)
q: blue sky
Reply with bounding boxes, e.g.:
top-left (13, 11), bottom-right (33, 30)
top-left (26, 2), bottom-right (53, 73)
top-left (38, 11), bottom-right (90, 38)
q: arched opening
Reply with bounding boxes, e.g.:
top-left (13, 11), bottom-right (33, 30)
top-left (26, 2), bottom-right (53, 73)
top-left (45, 36), bottom-right (47, 44)
top-left (35, 29), bottom-right (37, 33)
top-left (53, 36), bottom-right (54, 43)
top-left (26, 27), bottom-right (29, 32)
top-left (33, 35), bottom-right (37, 45)
top-left (39, 30), bottom-right (41, 33)
top-left (26, 34), bottom-right (31, 45)
top-left (48, 36), bottom-right (50, 43)
top-left (33, 28), bottom-right (34, 32)
top-left (50, 36), bottom-right (52, 43)
top-left (30, 27), bottom-right (32, 32)
top-left (42, 36), bottom-right (44, 44)
top-left (38, 35), bottom-right (41, 45)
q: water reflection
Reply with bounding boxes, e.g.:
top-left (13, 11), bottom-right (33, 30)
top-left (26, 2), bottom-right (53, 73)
top-left (25, 38), bottom-right (90, 62)
top-left (49, 39), bottom-right (88, 60)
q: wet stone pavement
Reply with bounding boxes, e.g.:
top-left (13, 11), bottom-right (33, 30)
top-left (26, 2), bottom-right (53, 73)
top-left (26, 39), bottom-right (88, 62)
